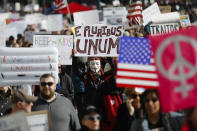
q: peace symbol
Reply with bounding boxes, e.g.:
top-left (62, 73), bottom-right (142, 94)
top-left (156, 35), bottom-right (197, 98)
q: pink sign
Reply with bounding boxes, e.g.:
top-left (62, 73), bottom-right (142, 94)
top-left (150, 26), bottom-right (197, 112)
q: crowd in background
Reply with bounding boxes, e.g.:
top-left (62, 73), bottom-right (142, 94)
top-left (1, 0), bottom-right (197, 131)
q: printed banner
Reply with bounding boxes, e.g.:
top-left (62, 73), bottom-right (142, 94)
top-left (33, 35), bottom-right (73, 65)
top-left (74, 25), bottom-right (123, 56)
top-left (0, 47), bottom-right (58, 86)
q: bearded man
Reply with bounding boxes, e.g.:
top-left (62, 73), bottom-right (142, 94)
top-left (32, 74), bottom-right (81, 131)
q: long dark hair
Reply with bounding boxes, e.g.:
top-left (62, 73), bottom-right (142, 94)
top-left (141, 89), bottom-right (160, 113)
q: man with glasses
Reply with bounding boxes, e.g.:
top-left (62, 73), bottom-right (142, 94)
top-left (12, 88), bottom-right (37, 113)
top-left (32, 73), bottom-right (81, 131)
top-left (79, 105), bottom-right (102, 131)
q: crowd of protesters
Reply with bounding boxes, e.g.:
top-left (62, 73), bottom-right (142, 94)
top-left (1, 0), bottom-right (197, 131)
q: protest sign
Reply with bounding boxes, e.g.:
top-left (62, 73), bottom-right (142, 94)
top-left (44, 14), bottom-right (64, 31)
top-left (5, 27), bottom-right (17, 40)
top-left (24, 31), bottom-right (52, 43)
top-left (33, 35), bottom-right (73, 65)
top-left (159, 5), bottom-right (172, 13)
top-left (0, 13), bottom-right (11, 21)
top-left (24, 13), bottom-right (45, 25)
top-left (7, 20), bottom-right (27, 35)
top-left (151, 12), bottom-right (180, 24)
top-left (0, 47), bottom-right (58, 86)
top-left (180, 15), bottom-right (191, 28)
top-left (0, 21), bottom-right (6, 47)
top-left (150, 23), bottom-right (179, 35)
top-left (73, 10), bottom-right (99, 25)
top-left (142, 3), bottom-right (161, 25)
top-left (103, 7), bottom-right (127, 25)
top-left (74, 25), bottom-right (123, 57)
top-left (150, 26), bottom-right (197, 112)
top-left (0, 111), bottom-right (29, 131)
top-left (26, 110), bottom-right (51, 131)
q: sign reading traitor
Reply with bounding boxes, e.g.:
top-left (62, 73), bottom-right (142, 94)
top-left (74, 25), bottom-right (123, 56)
top-left (150, 23), bottom-right (179, 35)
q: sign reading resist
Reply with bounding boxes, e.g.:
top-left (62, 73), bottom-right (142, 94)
top-left (0, 47), bottom-right (58, 86)
top-left (74, 25), bottom-right (123, 57)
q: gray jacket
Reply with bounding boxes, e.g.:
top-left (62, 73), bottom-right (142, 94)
top-left (32, 93), bottom-right (81, 131)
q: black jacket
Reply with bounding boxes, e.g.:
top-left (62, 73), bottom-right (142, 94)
top-left (57, 72), bottom-right (74, 103)
top-left (115, 103), bottom-right (142, 131)
top-left (0, 90), bottom-right (12, 117)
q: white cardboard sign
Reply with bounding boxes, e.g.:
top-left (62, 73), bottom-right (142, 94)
top-left (27, 110), bottom-right (51, 131)
top-left (142, 3), bottom-right (161, 25)
top-left (0, 21), bottom-right (6, 47)
top-left (0, 47), bottom-right (58, 86)
top-left (45, 14), bottom-right (64, 31)
top-left (74, 25), bottom-right (123, 57)
top-left (150, 23), bottom-right (180, 35)
top-left (33, 35), bottom-right (73, 65)
top-left (103, 7), bottom-right (127, 25)
top-left (73, 10), bottom-right (99, 25)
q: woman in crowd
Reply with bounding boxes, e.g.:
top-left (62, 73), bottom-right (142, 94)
top-left (115, 88), bottom-right (144, 131)
top-left (131, 89), bottom-right (184, 131)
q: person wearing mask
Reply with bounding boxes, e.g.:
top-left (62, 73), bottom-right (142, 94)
top-left (131, 89), bottom-right (184, 131)
top-left (79, 105), bottom-right (102, 131)
top-left (32, 73), bottom-right (81, 131)
top-left (11, 88), bottom-right (37, 113)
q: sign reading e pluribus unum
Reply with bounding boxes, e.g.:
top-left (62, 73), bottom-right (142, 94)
top-left (74, 25), bottom-right (123, 57)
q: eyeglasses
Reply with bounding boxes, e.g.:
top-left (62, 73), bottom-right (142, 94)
top-left (86, 115), bottom-right (102, 121)
top-left (144, 98), bottom-right (158, 103)
top-left (40, 82), bottom-right (54, 87)
top-left (130, 94), bottom-right (141, 99)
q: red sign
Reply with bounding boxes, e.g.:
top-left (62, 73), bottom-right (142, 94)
top-left (150, 26), bottom-right (197, 112)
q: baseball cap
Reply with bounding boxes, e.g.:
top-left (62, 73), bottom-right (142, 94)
top-left (12, 89), bottom-right (38, 104)
top-left (82, 105), bottom-right (99, 117)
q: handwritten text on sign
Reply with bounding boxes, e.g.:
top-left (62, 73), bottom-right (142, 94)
top-left (74, 25), bottom-right (123, 57)
top-left (33, 35), bottom-right (73, 65)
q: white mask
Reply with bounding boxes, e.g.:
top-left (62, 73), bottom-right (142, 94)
top-left (89, 60), bottom-right (101, 73)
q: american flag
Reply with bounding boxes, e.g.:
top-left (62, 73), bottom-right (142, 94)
top-left (116, 36), bottom-right (159, 89)
top-left (54, 0), bottom-right (67, 11)
top-left (127, 1), bottom-right (143, 26)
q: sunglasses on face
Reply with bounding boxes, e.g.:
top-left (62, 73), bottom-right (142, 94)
top-left (40, 82), bottom-right (54, 87)
top-left (130, 94), bottom-right (141, 99)
top-left (144, 98), bottom-right (158, 103)
top-left (86, 115), bottom-right (102, 121)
